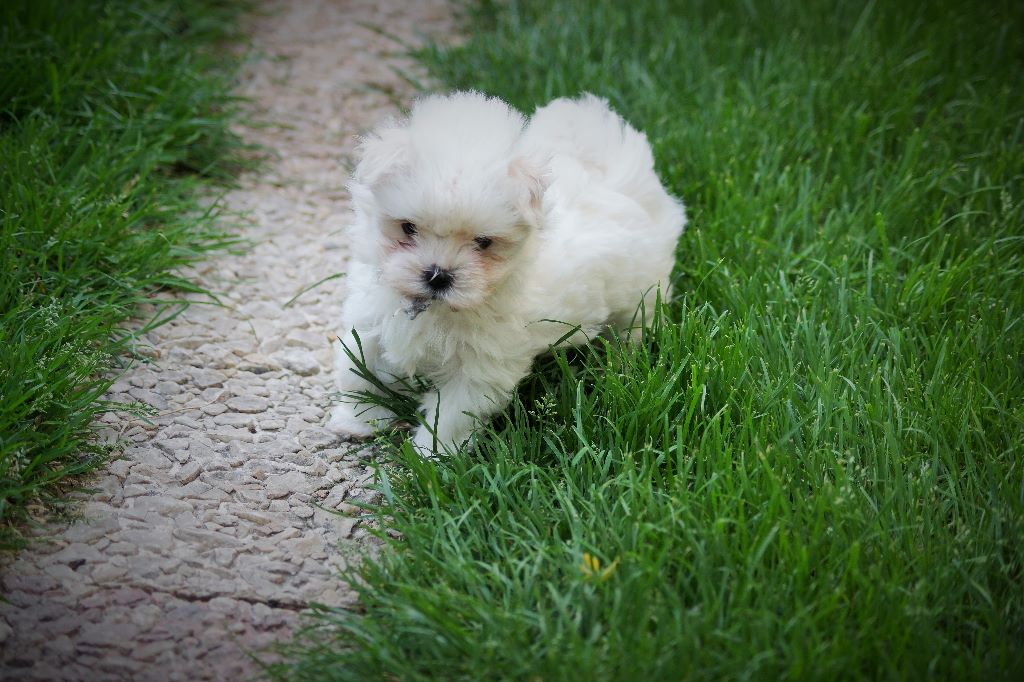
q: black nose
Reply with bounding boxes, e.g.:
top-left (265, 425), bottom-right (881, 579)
top-left (422, 265), bottom-right (454, 292)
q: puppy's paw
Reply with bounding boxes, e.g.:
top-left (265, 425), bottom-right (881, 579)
top-left (325, 403), bottom-right (377, 439)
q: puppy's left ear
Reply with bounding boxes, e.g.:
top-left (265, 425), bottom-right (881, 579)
top-left (508, 157), bottom-right (549, 228)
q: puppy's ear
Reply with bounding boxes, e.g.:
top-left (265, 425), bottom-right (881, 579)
top-left (354, 124), bottom-right (410, 187)
top-left (508, 156), bottom-right (549, 227)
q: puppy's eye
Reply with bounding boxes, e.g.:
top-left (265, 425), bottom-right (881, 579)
top-left (400, 221), bottom-right (417, 236)
top-left (474, 236), bottom-right (493, 250)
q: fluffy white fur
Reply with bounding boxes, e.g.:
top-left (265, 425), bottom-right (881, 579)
top-left (326, 91), bottom-right (686, 454)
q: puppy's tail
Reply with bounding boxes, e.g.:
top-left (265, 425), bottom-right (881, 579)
top-left (523, 94), bottom-right (685, 233)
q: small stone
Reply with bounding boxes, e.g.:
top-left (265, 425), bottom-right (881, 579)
top-left (285, 416), bottom-right (310, 434)
top-left (212, 548), bottom-right (237, 567)
top-left (129, 604), bottom-right (164, 632)
top-left (162, 369), bottom-right (190, 383)
top-left (337, 516), bottom-right (359, 538)
top-left (291, 505), bottom-right (315, 519)
top-left (203, 403), bottom-right (228, 416)
top-left (123, 496), bottom-right (192, 520)
top-left (155, 439), bottom-right (190, 463)
top-left (263, 561), bottom-right (298, 576)
top-left (106, 542), bottom-right (138, 555)
top-left (214, 412), bottom-right (255, 427)
top-left (284, 535), bottom-right (325, 558)
top-left (298, 428), bottom-right (338, 451)
top-left (265, 471), bottom-right (310, 499)
top-left (130, 371), bottom-right (157, 388)
top-left (122, 484), bottom-right (150, 498)
top-left (272, 527), bottom-right (301, 541)
top-left (203, 458), bottom-right (231, 472)
top-left (112, 587), bottom-right (149, 605)
top-left (135, 640), bottom-right (176, 662)
top-left (78, 622), bottom-right (139, 649)
top-left (209, 428), bottom-right (254, 444)
top-left (226, 378), bottom-right (269, 398)
top-left (108, 458), bottom-right (134, 478)
top-left (304, 459), bottom-right (328, 477)
top-left (337, 502), bottom-right (359, 515)
top-left (121, 527), bottom-right (175, 553)
top-left (196, 486), bottom-right (232, 502)
top-left (91, 562), bottom-right (130, 582)
top-left (173, 527), bottom-right (241, 551)
top-left (94, 426), bottom-right (119, 445)
top-left (130, 447), bottom-right (169, 470)
top-left (321, 483), bottom-right (351, 509)
top-left (129, 388), bottom-right (168, 411)
top-left (201, 387), bottom-right (225, 402)
top-left (237, 354), bottom-right (279, 374)
top-left (274, 350), bottom-right (320, 376)
top-left (234, 508), bottom-right (274, 525)
top-left (226, 396), bottom-right (269, 413)
top-left (156, 381), bottom-right (182, 395)
top-left (206, 597), bottom-right (237, 613)
top-left (64, 515), bottom-right (119, 543)
top-left (285, 329), bottom-right (323, 349)
top-left (186, 440), bottom-right (215, 458)
top-left (162, 424), bottom-right (194, 439)
top-left (51, 635), bottom-right (75, 657)
top-left (192, 369), bottom-right (227, 389)
top-left (176, 461), bottom-right (203, 484)
top-left (4, 574), bottom-right (59, 594)
top-left (252, 602), bottom-right (274, 621)
top-left (108, 379), bottom-right (132, 393)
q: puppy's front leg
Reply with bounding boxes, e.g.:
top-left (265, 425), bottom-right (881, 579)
top-left (326, 329), bottom-right (396, 438)
top-left (412, 368), bottom-right (523, 455)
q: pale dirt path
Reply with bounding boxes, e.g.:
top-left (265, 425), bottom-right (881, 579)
top-left (0, 1), bottom-right (453, 679)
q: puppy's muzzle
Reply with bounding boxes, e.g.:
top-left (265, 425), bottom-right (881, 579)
top-left (422, 265), bottom-right (454, 293)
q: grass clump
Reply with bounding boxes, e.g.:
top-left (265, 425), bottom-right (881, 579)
top-left (0, 0), bottom-right (244, 547)
top-left (276, 0), bottom-right (1024, 678)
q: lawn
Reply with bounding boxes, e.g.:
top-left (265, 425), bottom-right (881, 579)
top-left (0, 0), bottom-right (243, 548)
top-left (275, 0), bottom-right (1024, 678)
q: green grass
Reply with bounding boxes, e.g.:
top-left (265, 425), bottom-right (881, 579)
top-left (274, 0), bottom-right (1024, 678)
top-left (0, 0), bottom-right (244, 548)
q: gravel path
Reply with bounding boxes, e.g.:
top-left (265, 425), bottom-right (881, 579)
top-left (0, 1), bottom-right (452, 679)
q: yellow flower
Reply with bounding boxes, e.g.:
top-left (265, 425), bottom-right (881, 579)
top-left (580, 552), bottom-right (621, 581)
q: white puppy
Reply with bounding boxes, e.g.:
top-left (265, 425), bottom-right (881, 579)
top-left (327, 91), bottom-right (686, 454)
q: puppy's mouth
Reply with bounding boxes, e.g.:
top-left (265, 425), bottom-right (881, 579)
top-left (403, 296), bottom-right (434, 320)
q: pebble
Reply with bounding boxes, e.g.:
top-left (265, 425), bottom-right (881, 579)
top-left (202, 403), bottom-right (228, 416)
top-left (265, 471), bottom-right (311, 499)
top-left (274, 350), bottom-right (320, 376)
top-left (238, 354), bottom-right (279, 374)
top-left (175, 461), bottom-right (203, 485)
top-left (298, 428), bottom-right (338, 451)
top-left (192, 369), bottom-right (227, 389)
top-left (129, 389), bottom-right (168, 411)
top-left (226, 396), bottom-right (270, 413)
top-left (156, 381), bottom-right (182, 396)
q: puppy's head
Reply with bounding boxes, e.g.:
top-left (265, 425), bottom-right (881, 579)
top-left (350, 92), bottom-right (545, 312)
